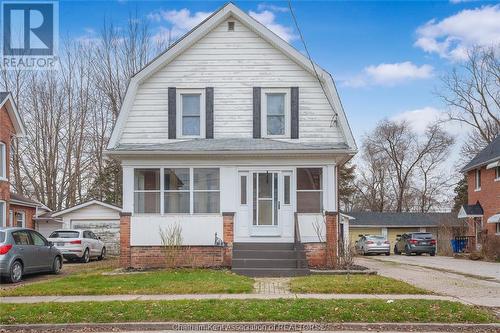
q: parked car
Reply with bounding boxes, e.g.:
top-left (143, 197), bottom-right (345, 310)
top-left (48, 229), bottom-right (106, 263)
top-left (0, 227), bottom-right (63, 283)
top-left (355, 235), bottom-right (390, 256)
top-left (394, 232), bottom-right (436, 256)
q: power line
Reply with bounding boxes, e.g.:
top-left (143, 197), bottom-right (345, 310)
top-left (287, 0), bottom-right (338, 127)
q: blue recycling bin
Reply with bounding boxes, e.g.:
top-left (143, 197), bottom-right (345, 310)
top-left (450, 239), bottom-right (458, 253)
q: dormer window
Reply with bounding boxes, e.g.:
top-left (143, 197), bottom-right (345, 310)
top-left (261, 88), bottom-right (290, 138)
top-left (0, 142), bottom-right (6, 180)
top-left (176, 89), bottom-right (205, 138)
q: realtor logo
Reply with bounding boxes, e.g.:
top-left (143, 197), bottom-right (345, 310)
top-left (1, 1), bottom-right (58, 69)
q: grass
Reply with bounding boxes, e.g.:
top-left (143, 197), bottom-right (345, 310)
top-left (0, 299), bottom-right (496, 324)
top-left (0, 269), bottom-right (254, 296)
top-left (290, 275), bottom-right (430, 294)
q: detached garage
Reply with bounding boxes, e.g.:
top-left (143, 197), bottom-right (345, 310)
top-left (52, 200), bottom-right (122, 255)
top-left (348, 212), bottom-right (461, 253)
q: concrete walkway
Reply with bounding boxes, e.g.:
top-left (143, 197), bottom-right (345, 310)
top-left (0, 293), bottom-right (463, 304)
top-left (357, 257), bottom-right (500, 307)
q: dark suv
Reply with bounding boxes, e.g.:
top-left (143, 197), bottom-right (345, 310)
top-left (394, 232), bottom-right (436, 256)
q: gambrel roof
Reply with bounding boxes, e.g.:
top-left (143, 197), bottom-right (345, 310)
top-left (107, 2), bottom-right (356, 153)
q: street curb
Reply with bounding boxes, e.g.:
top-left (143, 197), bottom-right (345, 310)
top-left (1, 322), bottom-right (499, 332)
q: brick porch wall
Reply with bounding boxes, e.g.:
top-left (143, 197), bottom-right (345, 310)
top-left (222, 212), bottom-right (234, 266)
top-left (130, 246), bottom-right (224, 268)
top-left (303, 242), bottom-right (326, 268)
top-left (325, 211), bottom-right (338, 268)
top-left (120, 212), bottom-right (131, 268)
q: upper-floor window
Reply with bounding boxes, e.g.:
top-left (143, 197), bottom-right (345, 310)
top-left (495, 166), bottom-right (500, 181)
top-left (0, 142), bottom-right (6, 180)
top-left (262, 88), bottom-right (290, 138)
top-left (177, 89), bottom-right (205, 138)
top-left (475, 169), bottom-right (481, 191)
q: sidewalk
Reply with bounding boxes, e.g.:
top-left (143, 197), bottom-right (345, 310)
top-left (0, 293), bottom-right (464, 304)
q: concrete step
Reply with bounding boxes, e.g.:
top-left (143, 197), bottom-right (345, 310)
top-left (232, 267), bottom-right (310, 277)
top-left (233, 242), bottom-right (295, 251)
top-left (233, 249), bottom-right (305, 260)
top-left (232, 258), bottom-right (309, 269)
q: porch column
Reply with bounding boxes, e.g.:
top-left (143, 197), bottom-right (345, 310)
top-left (325, 211), bottom-right (338, 268)
top-left (222, 212), bottom-right (234, 267)
top-left (120, 212), bottom-right (132, 268)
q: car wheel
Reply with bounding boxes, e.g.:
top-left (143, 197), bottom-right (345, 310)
top-left (98, 247), bottom-right (106, 261)
top-left (52, 256), bottom-right (62, 274)
top-left (81, 249), bottom-right (90, 263)
top-left (385, 252), bottom-right (390, 256)
top-left (430, 252), bottom-right (436, 256)
top-left (394, 246), bottom-right (400, 255)
top-left (405, 246), bottom-right (412, 256)
top-left (8, 260), bottom-right (23, 283)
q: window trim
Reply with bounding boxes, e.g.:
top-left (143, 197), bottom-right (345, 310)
top-left (296, 167), bottom-right (323, 213)
top-left (475, 168), bottom-right (481, 191)
top-left (261, 88), bottom-right (290, 138)
top-left (133, 168), bottom-right (161, 214)
top-left (15, 211), bottom-right (25, 228)
top-left (176, 88), bottom-right (206, 139)
top-left (496, 222), bottom-right (500, 235)
top-left (495, 166), bottom-right (500, 182)
top-left (0, 142), bottom-right (6, 181)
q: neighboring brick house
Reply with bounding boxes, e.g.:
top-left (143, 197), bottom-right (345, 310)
top-left (458, 135), bottom-right (500, 249)
top-left (0, 92), bottom-right (46, 229)
top-left (105, 3), bottom-right (357, 275)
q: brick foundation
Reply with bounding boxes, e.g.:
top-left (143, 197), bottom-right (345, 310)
top-left (325, 211), bottom-right (338, 268)
top-left (130, 246), bottom-right (224, 268)
top-left (120, 212), bottom-right (131, 268)
top-left (222, 212), bottom-right (234, 266)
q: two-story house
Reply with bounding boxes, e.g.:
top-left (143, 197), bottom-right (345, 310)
top-left (0, 92), bottom-right (47, 230)
top-left (106, 3), bottom-right (357, 275)
top-left (459, 135), bottom-right (500, 249)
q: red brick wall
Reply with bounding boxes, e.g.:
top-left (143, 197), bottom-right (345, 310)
top-left (303, 242), bottom-right (326, 267)
top-left (325, 211), bottom-right (338, 268)
top-left (9, 204), bottom-right (36, 229)
top-left (120, 212), bottom-right (131, 268)
top-left (130, 246), bottom-right (224, 268)
top-left (467, 167), bottom-right (500, 236)
top-left (222, 212), bottom-right (234, 266)
top-left (0, 104), bottom-right (15, 211)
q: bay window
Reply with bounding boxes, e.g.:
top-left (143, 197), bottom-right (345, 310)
top-left (296, 168), bottom-right (323, 213)
top-left (134, 169), bottom-right (160, 213)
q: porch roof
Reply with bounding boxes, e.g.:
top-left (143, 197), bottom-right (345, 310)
top-left (458, 202), bottom-right (484, 218)
top-left (108, 138), bottom-right (351, 155)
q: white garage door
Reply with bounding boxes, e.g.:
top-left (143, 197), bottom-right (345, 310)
top-left (71, 220), bottom-right (120, 255)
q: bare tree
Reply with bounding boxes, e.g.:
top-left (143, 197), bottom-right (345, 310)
top-left (439, 46), bottom-right (499, 159)
top-left (359, 120), bottom-right (454, 212)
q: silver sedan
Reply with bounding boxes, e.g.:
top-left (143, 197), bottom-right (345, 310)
top-left (355, 235), bottom-right (391, 256)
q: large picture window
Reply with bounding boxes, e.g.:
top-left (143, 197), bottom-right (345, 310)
top-left (134, 169), bottom-right (160, 213)
top-left (296, 168), bottom-right (323, 213)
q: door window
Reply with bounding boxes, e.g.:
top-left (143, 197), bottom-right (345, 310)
top-left (30, 231), bottom-right (47, 246)
top-left (253, 172), bottom-right (278, 226)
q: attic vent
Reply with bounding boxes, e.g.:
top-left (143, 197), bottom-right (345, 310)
top-left (228, 21), bottom-right (235, 31)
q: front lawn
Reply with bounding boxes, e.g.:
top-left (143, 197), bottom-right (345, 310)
top-left (0, 269), bottom-right (254, 296)
top-left (290, 275), bottom-right (430, 294)
top-left (1, 299), bottom-right (495, 324)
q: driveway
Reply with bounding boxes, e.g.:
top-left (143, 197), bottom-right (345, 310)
top-left (356, 256), bottom-right (500, 307)
top-left (372, 255), bottom-right (500, 281)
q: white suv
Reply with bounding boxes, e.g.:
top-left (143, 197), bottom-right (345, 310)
top-left (48, 229), bottom-right (106, 263)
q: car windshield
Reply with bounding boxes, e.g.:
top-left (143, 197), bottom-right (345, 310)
top-left (49, 231), bottom-right (79, 238)
top-left (0, 231), bottom-right (5, 243)
top-left (413, 233), bottom-right (432, 240)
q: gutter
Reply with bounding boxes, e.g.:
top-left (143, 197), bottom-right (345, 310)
top-left (105, 149), bottom-right (358, 157)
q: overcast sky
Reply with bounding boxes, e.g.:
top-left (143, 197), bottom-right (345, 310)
top-left (61, 0), bottom-right (500, 151)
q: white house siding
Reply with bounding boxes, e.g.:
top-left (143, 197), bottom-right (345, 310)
top-left (122, 156), bottom-right (338, 245)
top-left (119, 17), bottom-right (345, 145)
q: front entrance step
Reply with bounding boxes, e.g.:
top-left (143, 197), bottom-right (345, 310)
top-left (232, 267), bottom-right (310, 277)
top-left (232, 258), bottom-right (309, 269)
top-left (232, 242), bottom-right (310, 277)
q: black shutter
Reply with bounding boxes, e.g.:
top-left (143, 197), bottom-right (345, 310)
top-left (253, 87), bottom-right (261, 138)
top-left (206, 87), bottom-right (214, 139)
top-left (291, 87), bottom-right (299, 139)
top-left (168, 87), bottom-right (176, 139)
